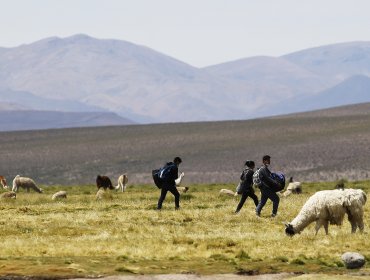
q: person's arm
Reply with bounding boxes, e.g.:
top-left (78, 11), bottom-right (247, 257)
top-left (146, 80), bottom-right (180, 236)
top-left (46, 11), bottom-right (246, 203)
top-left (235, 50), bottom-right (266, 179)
top-left (170, 165), bottom-right (179, 184)
top-left (260, 167), bottom-right (279, 188)
top-left (245, 170), bottom-right (254, 187)
top-left (175, 172), bottom-right (185, 186)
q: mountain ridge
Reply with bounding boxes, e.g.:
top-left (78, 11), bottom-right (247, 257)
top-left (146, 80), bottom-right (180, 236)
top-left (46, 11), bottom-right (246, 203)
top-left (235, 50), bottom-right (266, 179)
top-left (0, 108), bottom-right (135, 131)
top-left (1, 35), bottom-right (370, 126)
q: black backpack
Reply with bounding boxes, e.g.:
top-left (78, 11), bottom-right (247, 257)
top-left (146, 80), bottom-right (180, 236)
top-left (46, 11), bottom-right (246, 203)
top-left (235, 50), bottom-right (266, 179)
top-left (152, 162), bottom-right (175, 189)
top-left (252, 168), bottom-right (262, 187)
top-left (152, 169), bottom-right (164, 189)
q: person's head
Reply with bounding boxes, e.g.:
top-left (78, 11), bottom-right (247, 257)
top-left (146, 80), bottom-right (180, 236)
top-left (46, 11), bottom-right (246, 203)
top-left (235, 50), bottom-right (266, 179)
top-left (173, 157), bottom-right (182, 166)
top-left (262, 155), bottom-right (271, 166)
top-left (244, 160), bottom-right (255, 169)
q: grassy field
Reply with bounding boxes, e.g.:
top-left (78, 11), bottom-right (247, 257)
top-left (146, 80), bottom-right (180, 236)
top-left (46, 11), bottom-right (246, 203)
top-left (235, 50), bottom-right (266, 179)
top-left (0, 180), bottom-right (369, 278)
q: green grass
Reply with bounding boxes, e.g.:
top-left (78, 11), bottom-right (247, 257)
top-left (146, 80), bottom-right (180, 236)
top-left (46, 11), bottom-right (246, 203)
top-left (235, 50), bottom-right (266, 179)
top-left (0, 181), bottom-right (369, 278)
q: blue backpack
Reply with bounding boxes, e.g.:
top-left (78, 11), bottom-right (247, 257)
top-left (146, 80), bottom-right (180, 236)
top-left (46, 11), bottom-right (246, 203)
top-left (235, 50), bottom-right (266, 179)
top-left (270, 172), bottom-right (286, 192)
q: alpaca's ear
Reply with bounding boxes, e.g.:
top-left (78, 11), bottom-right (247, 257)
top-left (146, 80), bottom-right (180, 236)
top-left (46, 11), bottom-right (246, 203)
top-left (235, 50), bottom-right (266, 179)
top-left (284, 222), bottom-right (290, 228)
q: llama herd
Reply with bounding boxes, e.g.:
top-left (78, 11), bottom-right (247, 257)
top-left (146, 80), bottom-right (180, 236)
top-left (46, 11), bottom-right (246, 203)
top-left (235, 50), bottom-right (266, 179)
top-left (0, 173), bottom-right (187, 200)
top-left (0, 173), bottom-right (367, 236)
top-left (0, 174), bottom-right (129, 200)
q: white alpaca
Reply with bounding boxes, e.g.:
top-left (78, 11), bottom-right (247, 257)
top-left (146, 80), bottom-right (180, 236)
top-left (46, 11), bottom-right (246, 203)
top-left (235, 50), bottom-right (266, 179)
top-left (52, 191), bottom-right (67, 200)
top-left (96, 188), bottom-right (113, 200)
top-left (0, 176), bottom-right (8, 189)
top-left (283, 177), bottom-right (302, 197)
top-left (174, 172), bottom-right (189, 193)
top-left (177, 186), bottom-right (189, 193)
top-left (175, 172), bottom-right (185, 186)
top-left (219, 189), bottom-right (238, 197)
top-left (12, 175), bottom-right (43, 193)
top-left (115, 174), bottom-right (128, 192)
top-left (285, 189), bottom-right (367, 235)
top-left (283, 182), bottom-right (302, 197)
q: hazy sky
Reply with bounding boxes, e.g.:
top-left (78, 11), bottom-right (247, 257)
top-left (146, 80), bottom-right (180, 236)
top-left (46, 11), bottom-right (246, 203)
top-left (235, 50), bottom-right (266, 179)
top-left (1, 0), bottom-right (370, 67)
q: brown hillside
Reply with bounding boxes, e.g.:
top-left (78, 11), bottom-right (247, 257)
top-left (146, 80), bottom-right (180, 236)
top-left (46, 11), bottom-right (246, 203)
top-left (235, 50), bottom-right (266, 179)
top-left (1, 103), bottom-right (370, 185)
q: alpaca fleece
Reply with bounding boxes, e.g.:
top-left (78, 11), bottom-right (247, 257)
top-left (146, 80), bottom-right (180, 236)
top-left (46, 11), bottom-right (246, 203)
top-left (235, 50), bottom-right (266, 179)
top-left (286, 189), bottom-right (366, 235)
top-left (12, 175), bottom-right (43, 193)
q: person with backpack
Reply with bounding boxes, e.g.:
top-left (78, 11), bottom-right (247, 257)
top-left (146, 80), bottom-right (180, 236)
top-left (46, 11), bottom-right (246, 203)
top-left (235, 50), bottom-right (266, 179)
top-left (255, 155), bottom-right (281, 217)
top-left (235, 160), bottom-right (259, 213)
top-left (157, 157), bottom-right (183, 210)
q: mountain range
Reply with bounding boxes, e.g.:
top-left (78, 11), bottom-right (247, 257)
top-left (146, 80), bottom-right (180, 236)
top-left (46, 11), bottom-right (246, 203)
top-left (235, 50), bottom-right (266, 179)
top-left (0, 35), bottom-right (370, 129)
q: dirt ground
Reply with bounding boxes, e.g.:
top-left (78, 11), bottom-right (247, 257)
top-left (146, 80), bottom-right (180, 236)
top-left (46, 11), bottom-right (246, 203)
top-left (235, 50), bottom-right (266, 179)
top-left (72, 273), bottom-right (294, 280)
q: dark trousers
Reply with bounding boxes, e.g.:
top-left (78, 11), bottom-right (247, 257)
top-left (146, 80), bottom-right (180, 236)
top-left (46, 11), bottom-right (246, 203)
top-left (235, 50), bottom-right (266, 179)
top-left (256, 184), bottom-right (280, 215)
top-left (157, 185), bottom-right (180, 209)
top-left (236, 191), bottom-right (259, 213)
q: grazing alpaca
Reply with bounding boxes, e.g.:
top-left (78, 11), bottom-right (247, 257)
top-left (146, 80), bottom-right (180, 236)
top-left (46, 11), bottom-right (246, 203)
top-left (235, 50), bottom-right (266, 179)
top-left (174, 172), bottom-right (189, 193)
top-left (12, 175), bottom-right (43, 193)
top-left (335, 180), bottom-right (346, 190)
top-left (52, 191), bottom-right (67, 200)
top-left (0, 176), bottom-right (8, 189)
top-left (96, 188), bottom-right (113, 200)
top-left (0, 191), bottom-right (16, 199)
top-left (283, 177), bottom-right (302, 197)
top-left (96, 175), bottom-right (114, 190)
top-left (115, 174), bottom-right (128, 192)
top-left (219, 188), bottom-right (238, 197)
top-left (175, 172), bottom-right (185, 186)
top-left (285, 189), bottom-right (367, 236)
top-left (177, 186), bottom-right (189, 193)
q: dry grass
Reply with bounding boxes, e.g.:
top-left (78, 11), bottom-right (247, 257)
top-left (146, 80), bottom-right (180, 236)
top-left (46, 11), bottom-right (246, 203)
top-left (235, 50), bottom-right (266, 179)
top-left (0, 181), bottom-right (369, 278)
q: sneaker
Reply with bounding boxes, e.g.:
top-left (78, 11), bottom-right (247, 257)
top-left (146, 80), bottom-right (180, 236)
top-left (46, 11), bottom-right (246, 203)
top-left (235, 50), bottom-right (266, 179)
top-left (271, 213), bottom-right (276, 217)
top-left (256, 212), bottom-right (261, 217)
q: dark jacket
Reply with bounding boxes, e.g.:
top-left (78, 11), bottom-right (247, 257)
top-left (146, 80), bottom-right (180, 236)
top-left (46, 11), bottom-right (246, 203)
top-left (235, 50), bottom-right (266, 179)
top-left (259, 165), bottom-right (279, 189)
top-left (239, 168), bottom-right (254, 193)
top-left (162, 162), bottom-right (179, 187)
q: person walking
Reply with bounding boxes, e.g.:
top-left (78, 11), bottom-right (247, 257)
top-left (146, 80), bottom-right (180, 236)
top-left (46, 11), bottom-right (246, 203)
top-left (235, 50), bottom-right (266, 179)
top-left (235, 160), bottom-right (259, 213)
top-left (255, 155), bottom-right (281, 217)
top-left (157, 157), bottom-right (183, 210)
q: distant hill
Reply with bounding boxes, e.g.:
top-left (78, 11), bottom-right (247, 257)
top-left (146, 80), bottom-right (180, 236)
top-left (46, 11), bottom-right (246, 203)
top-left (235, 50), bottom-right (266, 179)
top-left (0, 109), bottom-right (135, 131)
top-left (0, 35), bottom-right (370, 125)
top-left (270, 101), bottom-right (370, 118)
top-left (1, 102), bottom-right (370, 185)
top-left (263, 75), bottom-right (370, 116)
top-left (283, 41), bottom-right (370, 80)
top-left (0, 87), bottom-right (105, 112)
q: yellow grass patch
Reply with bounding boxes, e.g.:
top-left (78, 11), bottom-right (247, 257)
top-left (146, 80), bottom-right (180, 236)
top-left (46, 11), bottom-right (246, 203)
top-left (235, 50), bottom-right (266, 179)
top-left (0, 181), bottom-right (369, 278)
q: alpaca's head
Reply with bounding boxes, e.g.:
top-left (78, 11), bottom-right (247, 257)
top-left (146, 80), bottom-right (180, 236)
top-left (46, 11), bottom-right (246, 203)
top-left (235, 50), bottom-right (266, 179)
top-left (292, 186), bottom-right (302, 194)
top-left (285, 223), bottom-right (296, 236)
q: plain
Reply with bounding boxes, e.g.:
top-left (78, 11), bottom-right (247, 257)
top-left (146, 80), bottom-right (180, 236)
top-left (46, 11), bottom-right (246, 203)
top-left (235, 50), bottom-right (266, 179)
top-left (1, 102), bottom-right (370, 186)
top-left (0, 180), bottom-right (369, 279)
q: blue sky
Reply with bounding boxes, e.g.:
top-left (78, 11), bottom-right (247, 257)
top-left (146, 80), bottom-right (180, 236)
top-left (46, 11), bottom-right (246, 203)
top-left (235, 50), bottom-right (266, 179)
top-left (1, 0), bottom-right (370, 67)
